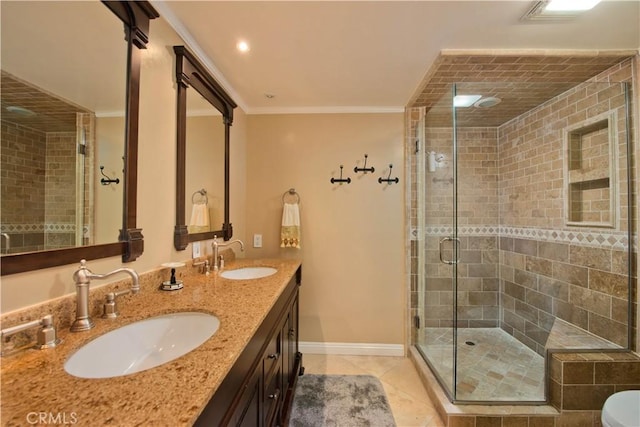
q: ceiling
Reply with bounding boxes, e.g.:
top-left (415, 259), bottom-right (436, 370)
top-left (156, 0), bottom-right (640, 114)
top-left (1, 1), bottom-right (127, 123)
top-left (419, 53), bottom-right (633, 127)
top-left (1, 72), bottom-right (89, 133)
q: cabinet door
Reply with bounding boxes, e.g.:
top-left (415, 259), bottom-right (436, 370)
top-left (287, 293), bottom-right (300, 387)
top-left (230, 367), bottom-right (261, 427)
top-left (281, 311), bottom-right (291, 394)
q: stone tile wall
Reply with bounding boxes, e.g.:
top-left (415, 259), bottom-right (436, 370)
top-left (44, 131), bottom-right (78, 249)
top-left (549, 351), bottom-right (640, 424)
top-left (498, 60), bottom-right (636, 352)
top-left (422, 127), bottom-right (500, 327)
top-left (0, 120), bottom-right (47, 253)
top-left (500, 236), bottom-right (632, 354)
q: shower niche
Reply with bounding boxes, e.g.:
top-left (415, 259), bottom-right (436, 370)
top-left (564, 111), bottom-right (618, 228)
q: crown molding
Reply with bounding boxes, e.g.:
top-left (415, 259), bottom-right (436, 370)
top-left (151, 1), bottom-right (249, 113)
top-left (152, 1), bottom-right (407, 116)
top-left (246, 106), bottom-right (405, 115)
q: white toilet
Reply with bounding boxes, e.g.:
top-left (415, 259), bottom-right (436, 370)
top-left (601, 390), bottom-right (640, 427)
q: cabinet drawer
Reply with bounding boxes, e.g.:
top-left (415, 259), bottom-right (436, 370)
top-left (263, 330), bottom-right (281, 378)
top-left (264, 365), bottom-right (282, 427)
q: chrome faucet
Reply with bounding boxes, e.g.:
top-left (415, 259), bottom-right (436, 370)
top-left (71, 259), bottom-right (140, 332)
top-left (212, 236), bottom-right (244, 271)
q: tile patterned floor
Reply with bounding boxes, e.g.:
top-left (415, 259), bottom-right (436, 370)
top-left (418, 328), bottom-right (546, 401)
top-left (302, 353), bottom-right (445, 426)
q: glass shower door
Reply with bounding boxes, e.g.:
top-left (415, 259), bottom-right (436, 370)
top-left (415, 87), bottom-right (458, 399)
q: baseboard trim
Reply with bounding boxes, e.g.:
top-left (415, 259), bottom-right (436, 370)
top-left (299, 341), bottom-right (405, 357)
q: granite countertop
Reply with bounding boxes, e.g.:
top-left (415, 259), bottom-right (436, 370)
top-left (1, 258), bottom-right (302, 426)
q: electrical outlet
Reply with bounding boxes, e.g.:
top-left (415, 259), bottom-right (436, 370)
top-left (253, 234), bottom-right (263, 248)
top-left (192, 242), bottom-right (201, 258)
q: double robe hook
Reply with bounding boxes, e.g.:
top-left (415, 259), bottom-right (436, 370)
top-left (100, 166), bottom-right (120, 185)
top-left (354, 154), bottom-right (375, 174)
top-left (378, 164), bottom-right (399, 184)
top-left (330, 165), bottom-right (351, 184)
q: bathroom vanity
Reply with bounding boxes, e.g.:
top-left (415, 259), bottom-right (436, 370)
top-left (196, 264), bottom-right (302, 426)
top-left (0, 259), bottom-right (302, 426)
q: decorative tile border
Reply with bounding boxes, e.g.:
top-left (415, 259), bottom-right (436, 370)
top-left (499, 226), bottom-right (630, 250)
top-left (1, 224), bottom-right (45, 233)
top-left (1, 223), bottom-right (76, 233)
top-left (44, 223), bottom-right (76, 233)
top-left (412, 225), bottom-right (632, 250)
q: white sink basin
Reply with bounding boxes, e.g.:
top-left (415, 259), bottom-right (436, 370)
top-left (64, 312), bottom-right (219, 379)
top-left (220, 267), bottom-right (277, 280)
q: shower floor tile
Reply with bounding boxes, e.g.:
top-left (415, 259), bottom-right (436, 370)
top-left (418, 328), bottom-right (545, 402)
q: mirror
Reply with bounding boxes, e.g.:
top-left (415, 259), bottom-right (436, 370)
top-left (185, 93), bottom-right (225, 235)
top-left (173, 46), bottom-right (236, 250)
top-left (0, 1), bottom-right (158, 275)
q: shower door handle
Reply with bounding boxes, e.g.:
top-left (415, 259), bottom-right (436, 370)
top-left (439, 237), bottom-right (460, 265)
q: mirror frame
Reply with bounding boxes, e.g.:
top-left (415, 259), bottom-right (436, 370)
top-left (1, 1), bottom-right (158, 275)
top-left (173, 45), bottom-right (237, 250)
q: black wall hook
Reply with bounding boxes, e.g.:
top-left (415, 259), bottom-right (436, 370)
top-left (354, 154), bottom-right (375, 174)
top-left (378, 164), bottom-right (399, 184)
top-left (100, 166), bottom-right (120, 185)
top-left (330, 165), bottom-right (351, 184)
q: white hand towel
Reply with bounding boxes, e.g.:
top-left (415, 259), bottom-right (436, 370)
top-left (188, 203), bottom-right (210, 233)
top-left (280, 203), bottom-right (301, 249)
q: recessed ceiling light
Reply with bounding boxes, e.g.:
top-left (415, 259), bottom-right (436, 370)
top-left (474, 97), bottom-right (502, 108)
top-left (264, 93), bottom-right (276, 99)
top-left (521, 0), bottom-right (601, 20)
top-left (6, 106), bottom-right (36, 117)
top-left (236, 40), bottom-right (250, 53)
top-left (453, 95), bottom-right (482, 108)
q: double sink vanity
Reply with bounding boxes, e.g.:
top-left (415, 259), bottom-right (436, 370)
top-left (1, 258), bottom-right (303, 426)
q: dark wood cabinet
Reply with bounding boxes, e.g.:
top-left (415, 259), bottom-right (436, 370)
top-left (195, 266), bottom-right (303, 426)
top-left (231, 367), bottom-right (261, 427)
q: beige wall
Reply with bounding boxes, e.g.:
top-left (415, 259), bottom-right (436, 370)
top-left (0, 17), bottom-right (248, 313)
top-left (245, 114), bottom-right (405, 345)
top-left (185, 115), bottom-right (225, 232)
top-left (95, 116), bottom-right (125, 244)
top-left (1, 18), bottom-right (405, 349)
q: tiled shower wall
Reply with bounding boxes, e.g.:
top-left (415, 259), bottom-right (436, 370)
top-left (44, 131), bottom-right (77, 249)
top-left (422, 127), bottom-right (500, 328)
top-left (1, 123), bottom-right (85, 253)
top-left (408, 58), bottom-right (637, 353)
top-left (498, 60), bottom-right (636, 352)
top-left (0, 121), bottom-right (47, 253)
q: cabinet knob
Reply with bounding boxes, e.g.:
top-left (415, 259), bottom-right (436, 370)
top-left (268, 353), bottom-right (280, 360)
top-left (269, 389), bottom-right (280, 400)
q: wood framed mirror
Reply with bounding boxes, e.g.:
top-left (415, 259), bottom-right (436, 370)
top-left (173, 46), bottom-right (236, 250)
top-left (0, 1), bottom-right (158, 275)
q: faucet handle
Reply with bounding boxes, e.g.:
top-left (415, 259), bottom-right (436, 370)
top-left (102, 293), bottom-right (119, 318)
top-left (102, 289), bottom-right (132, 319)
top-left (1, 314), bottom-right (62, 354)
top-left (193, 259), bottom-right (210, 275)
top-left (35, 315), bottom-right (62, 349)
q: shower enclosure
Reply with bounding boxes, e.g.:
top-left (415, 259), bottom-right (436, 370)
top-left (410, 77), bottom-right (635, 403)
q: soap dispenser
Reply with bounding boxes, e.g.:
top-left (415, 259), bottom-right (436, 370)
top-left (160, 262), bottom-right (185, 291)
